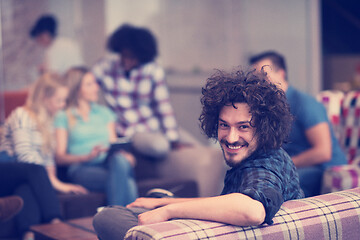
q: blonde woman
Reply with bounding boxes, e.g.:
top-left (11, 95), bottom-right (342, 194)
top-left (54, 67), bottom-right (138, 206)
top-left (0, 73), bottom-right (86, 240)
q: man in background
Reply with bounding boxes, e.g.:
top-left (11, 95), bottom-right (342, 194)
top-left (30, 14), bottom-right (84, 75)
top-left (250, 51), bottom-right (347, 197)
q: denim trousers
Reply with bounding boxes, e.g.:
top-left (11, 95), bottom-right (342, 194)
top-left (68, 153), bottom-right (138, 206)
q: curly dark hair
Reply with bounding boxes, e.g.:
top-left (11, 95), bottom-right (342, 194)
top-left (107, 24), bottom-right (158, 64)
top-left (199, 69), bottom-right (292, 152)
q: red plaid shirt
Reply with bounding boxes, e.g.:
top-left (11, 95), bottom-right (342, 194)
top-left (92, 55), bottom-right (179, 142)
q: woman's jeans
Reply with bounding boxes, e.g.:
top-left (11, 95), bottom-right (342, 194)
top-left (68, 153), bottom-right (138, 206)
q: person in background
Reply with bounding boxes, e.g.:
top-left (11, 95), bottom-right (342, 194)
top-left (0, 73), bottom-right (86, 240)
top-left (92, 24), bottom-right (182, 161)
top-left (92, 69), bottom-right (303, 240)
top-left (249, 51), bottom-right (347, 197)
top-left (29, 14), bottom-right (84, 75)
top-left (54, 67), bottom-right (138, 206)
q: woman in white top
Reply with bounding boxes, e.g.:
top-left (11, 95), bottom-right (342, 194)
top-left (0, 73), bottom-right (87, 239)
top-left (0, 73), bottom-right (88, 193)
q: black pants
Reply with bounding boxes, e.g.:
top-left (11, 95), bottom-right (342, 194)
top-left (0, 162), bottom-right (61, 235)
top-left (93, 206), bottom-right (148, 240)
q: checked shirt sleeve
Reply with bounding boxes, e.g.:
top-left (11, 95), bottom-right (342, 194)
top-left (222, 158), bottom-right (285, 225)
top-left (151, 67), bottom-right (180, 142)
top-left (240, 169), bottom-right (284, 225)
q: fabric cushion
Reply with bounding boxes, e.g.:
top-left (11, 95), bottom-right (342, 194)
top-left (340, 91), bottom-right (360, 163)
top-left (322, 164), bottom-right (360, 194)
top-left (316, 90), bottom-right (344, 140)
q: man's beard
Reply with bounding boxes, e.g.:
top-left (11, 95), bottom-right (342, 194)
top-left (220, 140), bottom-right (257, 168)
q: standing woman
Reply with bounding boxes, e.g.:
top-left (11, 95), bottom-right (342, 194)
top-left (54, 67), bottom-right (138, 206)
top-left (0, 73), bottom-right (87, 240)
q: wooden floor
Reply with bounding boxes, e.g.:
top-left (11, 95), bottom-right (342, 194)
top-left (31, 217), bottom-right (97, 240)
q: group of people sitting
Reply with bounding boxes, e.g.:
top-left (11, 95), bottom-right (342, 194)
top-left (0, 14), bottom-right (347, 240)
top-left (0, 17), bottom-right (181, 240)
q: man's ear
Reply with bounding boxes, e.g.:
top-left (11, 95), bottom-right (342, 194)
top-left (279, 69), bottom-right (287, 81)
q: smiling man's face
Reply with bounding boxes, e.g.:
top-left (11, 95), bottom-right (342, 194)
top-left (218, 103), bottom-right (258, 167)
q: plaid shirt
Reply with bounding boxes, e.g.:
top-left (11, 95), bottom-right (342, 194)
top-left (221, 148), bottom-right (304, 225)
top-left (92, 55), bottom-right (179, 142)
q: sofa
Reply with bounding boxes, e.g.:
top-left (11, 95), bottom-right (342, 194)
top-left (317, 90), bottom-right (360, 194)
top-left (125, 187), bottom-right (360, 240)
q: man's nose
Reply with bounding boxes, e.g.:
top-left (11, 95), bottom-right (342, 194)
top-left (226, 128), bottom-right (238, 143)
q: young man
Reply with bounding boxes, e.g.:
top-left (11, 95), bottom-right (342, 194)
top-left (92, 24), bottom-right (181, 159)
top-left (249, 51), bottom-right (347, 197)
top-left (92, 69), bottom-right (304, 240)
top-left (30, 15), bottom-right (84, 75)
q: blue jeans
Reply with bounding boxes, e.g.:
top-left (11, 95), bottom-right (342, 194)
top-left (68, 153), bottom-right (138, 206)
top-left (297, 166), bottom-right (324, 197)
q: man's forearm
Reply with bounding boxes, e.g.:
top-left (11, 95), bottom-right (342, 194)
top-left (292, 147), bottom-right (331, 168)
top-left (138, 193), bottom-right (265, 226)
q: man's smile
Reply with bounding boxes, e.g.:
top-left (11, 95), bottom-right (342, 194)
top-left (223, 141), bottom-right (249, 152)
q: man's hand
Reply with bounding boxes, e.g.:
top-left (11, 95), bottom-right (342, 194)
top-left (138, 206), bottom-right (170, 225)
top-left (126, 197), bottom-right (167, 209)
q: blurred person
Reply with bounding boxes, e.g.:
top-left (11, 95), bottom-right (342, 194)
top-left (55, 67), bottom-right (138, 206)
top-left (0, 162), bottom-right (61, 240)
top-left (92, 24), bottom-right (182, 161)
top-left (0, 73), bottom-right (87, 240)
top-left (29, 14), bottom-right (84, 75)
top-left (249, 51), bottom-right (347, 197)
top-left (0, 72), bottom-right (87, 195)
top-left (92, 69), bottom-right (303, 240)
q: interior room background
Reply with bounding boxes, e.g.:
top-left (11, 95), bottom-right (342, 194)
top-left (0, 0), bottom-right (357, 144)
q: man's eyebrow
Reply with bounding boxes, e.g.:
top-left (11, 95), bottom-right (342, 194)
top-left (219, 119), bottom-right (251, 124)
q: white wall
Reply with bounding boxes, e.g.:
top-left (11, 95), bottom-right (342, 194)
top-left (105, 0), bottom-right (321, 94)
top-left (239, 0), bottom-right (321, 95)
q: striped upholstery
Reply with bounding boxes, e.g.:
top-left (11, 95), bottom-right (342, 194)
top-left (340, 91), bottom-right (360, 163)
top-left (316, 90), bottom-right (344, 140)
top-left (317, 91), bottom-right (360, 194)
top-left (322, 164), bottom-right (360, 193)
top-left (125, 188), bottom-right (360, 240)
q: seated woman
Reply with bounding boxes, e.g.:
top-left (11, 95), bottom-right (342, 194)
top-left (54, 67), bottom-right (138, 206)
top-left (0, 73), bottom-right (87, 240)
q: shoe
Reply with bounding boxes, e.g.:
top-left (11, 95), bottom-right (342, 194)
top-left (145, 188), bottom-right (175, 198)
top-left (0, 195), bottom-right (24, 222)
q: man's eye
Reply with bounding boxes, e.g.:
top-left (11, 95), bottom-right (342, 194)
top-left (219, 123), bottom-right (228, 128)
top-left (239, 125), bottom-right (249, 129)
